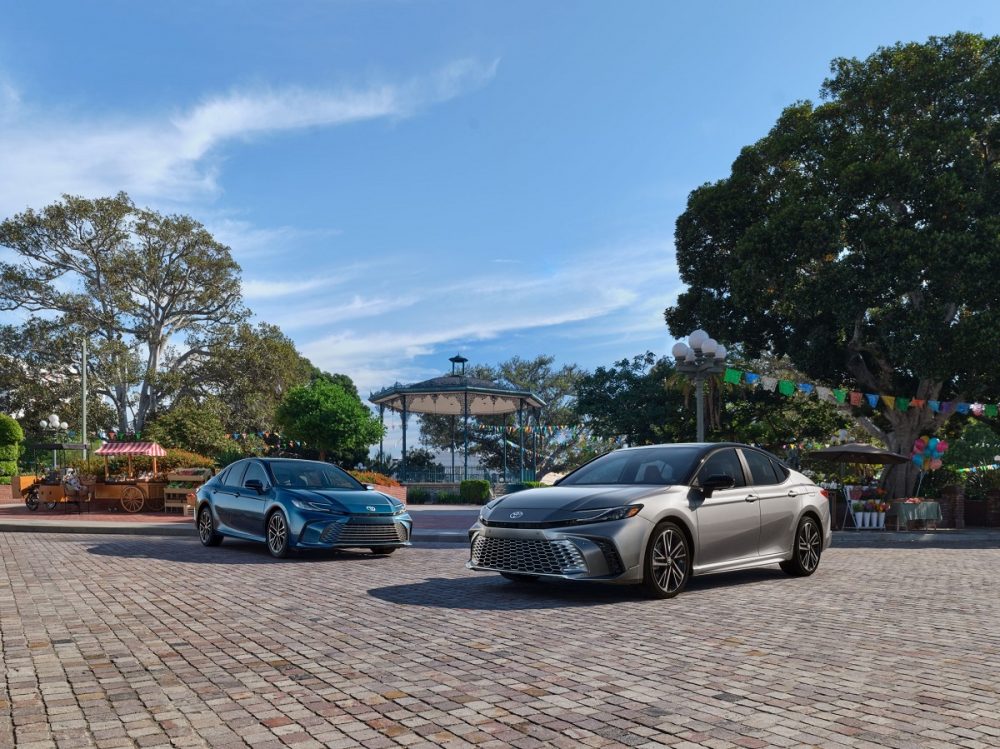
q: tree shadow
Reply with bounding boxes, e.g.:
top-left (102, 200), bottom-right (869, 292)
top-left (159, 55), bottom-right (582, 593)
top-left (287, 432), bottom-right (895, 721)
top-left (368, 567), bottom-right (787, 611)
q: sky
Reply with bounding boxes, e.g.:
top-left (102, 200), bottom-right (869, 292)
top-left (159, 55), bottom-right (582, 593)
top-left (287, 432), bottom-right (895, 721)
top-left (3, 1), bottom-right (1000, 451)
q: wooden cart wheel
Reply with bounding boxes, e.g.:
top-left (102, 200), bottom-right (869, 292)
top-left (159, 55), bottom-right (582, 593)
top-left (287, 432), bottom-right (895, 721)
top-left (120, 486), bottom-right (145, 513)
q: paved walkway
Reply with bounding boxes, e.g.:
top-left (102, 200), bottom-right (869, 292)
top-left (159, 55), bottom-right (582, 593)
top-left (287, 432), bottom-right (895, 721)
top-left (2, 532), bottom-right (999, 748)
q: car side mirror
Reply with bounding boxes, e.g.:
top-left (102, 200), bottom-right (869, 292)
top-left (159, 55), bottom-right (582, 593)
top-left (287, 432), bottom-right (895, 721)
top-left (244, 478), bottom-right (266, 494)
top-left (700, 473), bottom-right (736, 497)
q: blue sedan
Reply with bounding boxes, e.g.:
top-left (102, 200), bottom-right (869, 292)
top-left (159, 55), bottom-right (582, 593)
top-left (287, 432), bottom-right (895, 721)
top-left (195, 458), bottom-right (412, 558)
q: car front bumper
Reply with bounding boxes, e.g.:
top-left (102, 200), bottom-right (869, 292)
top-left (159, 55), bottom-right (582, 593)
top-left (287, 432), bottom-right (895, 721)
top-left (466, 519), bottom-right (646, 583)
top-left (294, 513), bottom-right (413, 549)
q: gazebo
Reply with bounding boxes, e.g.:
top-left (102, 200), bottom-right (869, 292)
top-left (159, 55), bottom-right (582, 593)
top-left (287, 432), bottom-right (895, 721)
top-left (369, 356), bottom-right (545, 481)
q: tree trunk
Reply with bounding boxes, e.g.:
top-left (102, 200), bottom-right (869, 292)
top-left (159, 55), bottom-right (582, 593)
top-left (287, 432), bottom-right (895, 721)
top-left (880, 408), bottom-right (934, 499)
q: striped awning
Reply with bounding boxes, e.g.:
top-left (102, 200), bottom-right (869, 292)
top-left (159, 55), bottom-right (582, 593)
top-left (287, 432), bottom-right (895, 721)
top-left (95, 441), bottom-right (167, 457)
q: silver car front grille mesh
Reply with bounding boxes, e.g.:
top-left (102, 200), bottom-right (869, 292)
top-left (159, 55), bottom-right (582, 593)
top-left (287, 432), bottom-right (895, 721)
top-left (320, 520), bottom-right (407, 545)
top-left (471, 536), bottom-right (587, 575)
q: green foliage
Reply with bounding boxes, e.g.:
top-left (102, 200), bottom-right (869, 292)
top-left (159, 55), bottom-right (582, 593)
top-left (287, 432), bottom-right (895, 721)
top-left (665, 33), bottom-right (1000, 496)
top-left (0, 414), bottom-right (24, 445)
top-left (0, 444), bottom-right (19, 461)
top-left (66, 457), bottom-right (108, 479)
top-left (577, 352), bottom-right (692, 443)
top-left (276, 378), bottom-right (384, 466)
top-left (143, 398), bottom-right (228, 457)
top-left (460, 479), bottom-right (491, 503)
top-left (0, 192), bottom-right (246, 433)
top-left (349, 470), bottom-right (399, 487)
top-left (0, 459), bottom-right (17, 479)
top-left (434, 491), bottom-right (462, 504)
top-left (941, 420), bottom-right (1000, 470)
top-left (407, 488), bottom-right (431, 504)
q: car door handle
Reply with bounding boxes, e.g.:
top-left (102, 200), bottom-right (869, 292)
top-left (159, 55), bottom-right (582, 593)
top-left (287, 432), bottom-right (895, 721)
top-left (745, 494), bottom-right (759, 503)
top-left (787, 490), bottom-right (798, 497)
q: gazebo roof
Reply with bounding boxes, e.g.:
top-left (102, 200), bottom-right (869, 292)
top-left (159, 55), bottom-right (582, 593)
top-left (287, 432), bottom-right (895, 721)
top-left (369, 363), bottom-right (545, 416)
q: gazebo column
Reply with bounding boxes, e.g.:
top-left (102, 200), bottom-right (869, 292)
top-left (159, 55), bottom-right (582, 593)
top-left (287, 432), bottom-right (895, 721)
top-left (463, 391), bottom-right (469, 481)
top-left (518, 402), bottom-right (525, 482)
top-left (378, 404), bottom-right (385, 466)
top-left (401, 395), bottom-right (408, 483)
top-left (450, 415), bottom-right (456, 482)
top-left (502, 413), bottom-right (508, 483)
top-left (532, 409), bottom-right (538, 481)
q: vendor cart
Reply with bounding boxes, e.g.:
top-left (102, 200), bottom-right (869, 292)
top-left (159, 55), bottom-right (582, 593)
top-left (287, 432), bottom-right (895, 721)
top-left (86, 441), bottom-right (169, 513)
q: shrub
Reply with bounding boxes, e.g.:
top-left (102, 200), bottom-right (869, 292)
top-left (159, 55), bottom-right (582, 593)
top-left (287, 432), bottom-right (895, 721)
top-left (349, 470), bottom-right (400, 487)
top-left (0, 444), bottom-right (19, 461)
top-left (102, 448), bottom-right (216, 476)
top-left (505, 481), bottom-right (547, 494)
top-left (435, 491), bottom-right (462, 504)
top-left (0, 477), bottom-right (9, 485)
top-left (0, 414), bottom-right (24, 446)
top-left (407, 487), bottom-right (431, 504)
top-left (460, 479), bottom-right (491, 504)
top-left (67, 457), bottom-right (108, 479)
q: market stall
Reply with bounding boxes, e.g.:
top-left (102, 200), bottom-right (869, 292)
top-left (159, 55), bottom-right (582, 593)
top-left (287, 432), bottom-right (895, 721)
top-left (85, 441), bottom-right (169, 512)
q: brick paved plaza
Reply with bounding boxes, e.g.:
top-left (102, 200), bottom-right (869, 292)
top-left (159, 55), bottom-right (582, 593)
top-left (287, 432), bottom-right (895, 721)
top-left (1, 533), bottom-right (999, 749)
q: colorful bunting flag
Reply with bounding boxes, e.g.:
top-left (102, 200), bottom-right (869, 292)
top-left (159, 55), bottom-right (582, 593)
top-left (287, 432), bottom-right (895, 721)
top-left (778, 380), bottom-right (796, 396)
top-left (881, 395), bottom-right (896, 409)
top-left (865, 393), bottom-right (879, 408)
top-left (724, 368), bottom-right (742, 385)
top-left (849, 391), bottom-right (862, 406)
top-left (797, 383), bottom-right (814, 395)
top-left (896, 397), bottom-right (910, 411)
top-left (761, 376), bottom-right (778, 392)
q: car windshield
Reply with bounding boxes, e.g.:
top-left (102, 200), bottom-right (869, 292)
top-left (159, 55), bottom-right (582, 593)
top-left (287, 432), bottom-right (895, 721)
top-left (268, 461), bottom-right (364, 490)
top-left (559, 446), bottom-right (703, 486)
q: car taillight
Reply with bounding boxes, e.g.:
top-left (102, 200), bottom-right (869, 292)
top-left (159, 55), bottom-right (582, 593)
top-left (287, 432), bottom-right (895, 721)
top-left (818, 488), bottom-right (829, 498)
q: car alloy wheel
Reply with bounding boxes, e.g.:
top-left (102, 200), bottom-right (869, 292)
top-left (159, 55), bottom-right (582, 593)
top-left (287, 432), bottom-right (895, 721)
top-left (781, 516), bottom-right (821, 576)
top-left (267, 511), bottom-right (290, 558)
top-left (198, 506), bottom-right (222, 547)
top-left (643, 521), bottom-right (690, 599)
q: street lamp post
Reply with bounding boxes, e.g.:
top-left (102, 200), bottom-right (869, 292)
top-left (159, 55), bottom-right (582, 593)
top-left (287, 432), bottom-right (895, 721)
top-left (38, 413), bottom-right (69, 469)
top-left (672, 329), bottom-right (728, 443)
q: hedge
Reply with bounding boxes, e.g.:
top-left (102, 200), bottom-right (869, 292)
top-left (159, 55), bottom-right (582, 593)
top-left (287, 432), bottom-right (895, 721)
top-left (0, 414), bottom-right (24, 446)
top-left (460, 479), bottom-right (491, 504)
top-left (0, 444), bottom-right (19, 461)
top-left (0, 459), bottom-right (17, 479)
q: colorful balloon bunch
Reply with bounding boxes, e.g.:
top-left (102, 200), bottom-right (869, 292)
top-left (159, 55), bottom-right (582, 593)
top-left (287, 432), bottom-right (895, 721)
top-left (911, 435), bottom-right (948, 471)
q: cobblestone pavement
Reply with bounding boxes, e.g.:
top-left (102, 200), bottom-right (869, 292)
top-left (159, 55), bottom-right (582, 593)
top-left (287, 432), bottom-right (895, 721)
top-left (1, 533), bottom-right (999, 749)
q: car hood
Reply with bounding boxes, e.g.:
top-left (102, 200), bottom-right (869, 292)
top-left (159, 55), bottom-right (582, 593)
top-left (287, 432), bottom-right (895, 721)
top-left (285, 488), bottom-right (399, 514)
top-left (482, 485), bottom-right (676, 523)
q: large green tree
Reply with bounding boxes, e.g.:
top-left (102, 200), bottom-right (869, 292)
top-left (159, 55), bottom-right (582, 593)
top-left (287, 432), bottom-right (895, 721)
top-left (0, 193), bottom-right (246, 433)
top-left (142, 397), bottom-right (229, 457)
top-left (275, 378), bottom-right (384, 465)
top-left (665, 33), bottom-right (1000, 496)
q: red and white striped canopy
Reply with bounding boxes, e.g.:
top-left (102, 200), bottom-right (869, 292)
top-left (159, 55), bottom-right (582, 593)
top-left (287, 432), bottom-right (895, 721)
top-left (95, 441), bottom-right (167, 457)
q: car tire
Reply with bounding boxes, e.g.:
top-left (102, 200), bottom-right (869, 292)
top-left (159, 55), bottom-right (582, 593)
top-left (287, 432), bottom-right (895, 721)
top-left (198, 506), bottom-right (223, 547)
top-left (369, 547), bottom-right (396, 555)
top-left (266, 510), bottom-right (290, 559)
top-left (642, 521), bottom-right (691, 599)
top-left (500, 572), bottom-right (539, 583)
top-left (780, 515), bottom-right (822, 577)
top-left (25, 490), bottom-right (39, 511)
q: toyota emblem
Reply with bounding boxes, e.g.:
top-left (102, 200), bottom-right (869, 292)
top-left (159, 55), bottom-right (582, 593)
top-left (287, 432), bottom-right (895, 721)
top-left (366, 505), bottom-right (377, 512)
top-left (509, 511), bottom-right (524, 519)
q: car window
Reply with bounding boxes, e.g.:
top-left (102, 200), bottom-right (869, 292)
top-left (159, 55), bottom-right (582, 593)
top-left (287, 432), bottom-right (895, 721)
top-left (559, 446), bottom-right (702, 486)
top-left (635, 460), bottom-right (677, 484)
top-left (742, 449), bottom-right (779, 485)
top-left (268, 461), bottom-right (364, 490)
top-left (696, 449), bottom-right (747, 488)
top-left (770, 458), bottom-right (791, 482)
top-left (243, 462), bottom-right (268, 488)
top-left (225, 461), bottom-right (249, 488)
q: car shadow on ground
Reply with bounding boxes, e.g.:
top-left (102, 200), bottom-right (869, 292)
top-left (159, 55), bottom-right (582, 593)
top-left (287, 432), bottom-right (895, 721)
top-left (368, 567), bottom-right (788, 610)
top-left (85, 538), bottom-right (400, 565)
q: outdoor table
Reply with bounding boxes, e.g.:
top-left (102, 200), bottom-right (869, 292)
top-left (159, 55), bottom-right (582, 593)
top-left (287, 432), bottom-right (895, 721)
top-left (892, 501), bottom-right (941, 531)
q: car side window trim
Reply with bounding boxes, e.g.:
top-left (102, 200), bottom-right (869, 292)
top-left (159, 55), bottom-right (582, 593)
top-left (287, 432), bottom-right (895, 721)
top-left (695, 447), bottom-right (748, 489)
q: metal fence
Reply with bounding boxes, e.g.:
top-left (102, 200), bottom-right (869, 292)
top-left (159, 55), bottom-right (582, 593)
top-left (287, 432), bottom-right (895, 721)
top-left (399, 469), bottom-right (536, 484)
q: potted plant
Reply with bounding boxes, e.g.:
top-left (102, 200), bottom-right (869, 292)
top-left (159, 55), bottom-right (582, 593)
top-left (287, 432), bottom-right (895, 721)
top-left (876, 500), bottom-right (889, 529)
top-left (852, 500), bottom-right (865, 528)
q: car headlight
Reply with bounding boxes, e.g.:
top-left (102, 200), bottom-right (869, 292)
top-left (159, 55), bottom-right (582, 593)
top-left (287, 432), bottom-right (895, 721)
top-left (479, 497), bottom-right (502, 522)
top-left (572, 504), bottom-right (643, 525)
top-left (290, 497), bottom-right (345, 513)
top-left (391, 502), bottom-right (407, 516)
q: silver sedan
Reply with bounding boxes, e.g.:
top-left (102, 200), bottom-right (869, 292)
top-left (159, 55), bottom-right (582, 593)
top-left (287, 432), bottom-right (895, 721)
top-left (468, 443), bottom-right (832, 598)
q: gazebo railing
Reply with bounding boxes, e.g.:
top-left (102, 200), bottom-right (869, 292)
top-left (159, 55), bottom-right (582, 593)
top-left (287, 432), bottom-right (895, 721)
top-left (399, 469), bottom-right (536, 484)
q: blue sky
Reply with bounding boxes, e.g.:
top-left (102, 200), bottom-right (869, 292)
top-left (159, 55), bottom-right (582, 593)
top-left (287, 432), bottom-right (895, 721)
top-left (2, 0), bottom-right (999, 421)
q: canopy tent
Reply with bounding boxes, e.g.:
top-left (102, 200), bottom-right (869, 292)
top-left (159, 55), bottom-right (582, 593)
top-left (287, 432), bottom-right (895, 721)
top-left (95, 441), bottom-right (167, 478)
top-left (369, 355), bottom-right (546, 481)
top-left (806, 443), bottom-right (909, 529)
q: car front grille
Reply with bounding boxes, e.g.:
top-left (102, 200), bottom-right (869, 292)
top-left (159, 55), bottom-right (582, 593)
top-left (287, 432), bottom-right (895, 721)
top-left (320, 520), bottom-right (407, 545)
top-left (471, 536), bottom-right (587, 575)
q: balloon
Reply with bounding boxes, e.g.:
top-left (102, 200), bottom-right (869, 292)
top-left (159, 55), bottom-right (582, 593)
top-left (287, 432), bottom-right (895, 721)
top-left (913, 439), bottom-right (927, 453)
top-left (937, 441), bottom-right (948, 453)
top-left (912, 455), bottom-right (924, 467)
top-left (930, 458), bottom-right (943, 470)
top-left (928, 437), bottom-right (939, 451)
top-left (921, 435), bottom-right (931, 444)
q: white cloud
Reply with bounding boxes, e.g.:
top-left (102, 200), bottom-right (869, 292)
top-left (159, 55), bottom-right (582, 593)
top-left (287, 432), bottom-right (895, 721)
top-left (0, 58), bottom-right (500, 215)
top-left (242, 277), bottom-right (335, 300)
